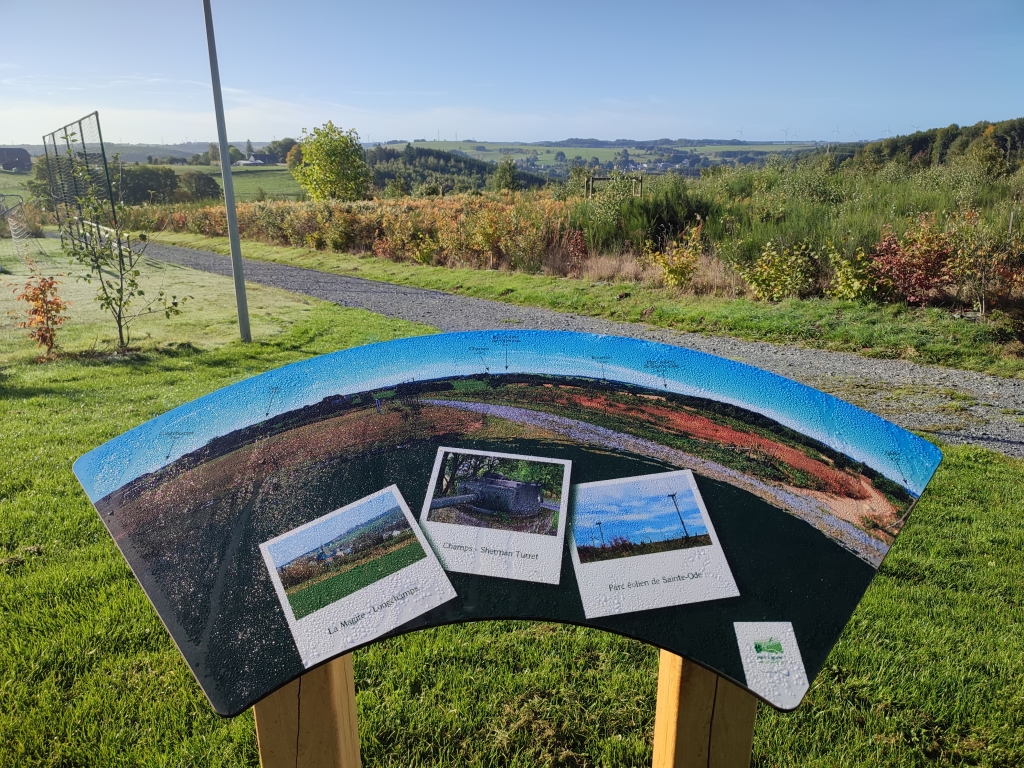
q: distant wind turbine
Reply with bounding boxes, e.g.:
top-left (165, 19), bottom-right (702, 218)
top-left (910, 123), bottom-right (920, 132)
top-left (781, 126), bottom-right (790, 142)
top-left (668, 493), bottom-right (691, 539)
top-left (833, 126), bottom-right (841, 142)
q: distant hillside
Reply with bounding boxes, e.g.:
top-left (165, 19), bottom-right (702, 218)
top-left (10, 141), bottom-right (268, 163)
top-left (534, 138), bottom-right (777, 149)
top-left (855, 117), bottom-right (1024, 169)
top-left (366, 143), bottom-right (548, 194)
top-left (295, 506), bottom-right (406, 563)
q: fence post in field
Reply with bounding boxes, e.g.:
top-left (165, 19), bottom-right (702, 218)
top-left (652, 650), bottom-right (757, 768)
top-left (253, 654), bottom-right (361, 768)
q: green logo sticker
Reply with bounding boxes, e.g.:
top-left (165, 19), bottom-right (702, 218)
top-left (754, 638), bottom-right (784, 655)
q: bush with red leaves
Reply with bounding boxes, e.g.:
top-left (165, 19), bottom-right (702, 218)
top-left (13, 269), bottom-right (69, 358)
top-left (869, 214), bottom-right (953, 305)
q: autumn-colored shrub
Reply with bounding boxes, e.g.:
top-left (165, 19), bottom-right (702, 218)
top-left (869, 214), bottom-right (953, 305)
top-left (125, 194), bottom-right (575, 274)
top-left (563, 229), bottom-right (588, 276)
top-left (825, 242), bottom-right (872, 301)
top-left (13, 266), bottom-right (69, 358)
top-left (945, 208), bottom-right (1018, 315)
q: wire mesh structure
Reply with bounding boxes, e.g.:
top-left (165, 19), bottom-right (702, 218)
top-left (42, 112), bottom-right (117, 240)
top-left (0, 193), bottom-right (32, 268)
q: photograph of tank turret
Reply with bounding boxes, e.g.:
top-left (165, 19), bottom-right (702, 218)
top-left (426, 449), bottom-right (568, 535)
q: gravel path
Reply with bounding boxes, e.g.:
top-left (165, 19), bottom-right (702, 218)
top-left (145, 242), bottom-right (1024, 459)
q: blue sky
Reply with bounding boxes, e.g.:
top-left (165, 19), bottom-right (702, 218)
top-left (266, 490), bottom-right (404, 568)
top-left (573, 475), bottom-right (708, 548)
top-left (3, 1), bottom-right (1022, 145)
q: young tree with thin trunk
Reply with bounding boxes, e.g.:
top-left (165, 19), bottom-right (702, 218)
top-left (61, 159), bottom-right (187, 351)
top-left (291, 122), bottom-right (370, 202)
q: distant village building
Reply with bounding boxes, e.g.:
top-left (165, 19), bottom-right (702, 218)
top-left (233, 152), bottom-right (279, 167)
top-left (0, 148), bottom-right (32, 172)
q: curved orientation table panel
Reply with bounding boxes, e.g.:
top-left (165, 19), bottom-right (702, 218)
top-left (74, 331), bottom-right (941, 716)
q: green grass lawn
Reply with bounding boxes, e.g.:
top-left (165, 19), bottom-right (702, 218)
top-left (225, 167), bottom-right (303, 201)
top-left (1, 240), bottom-right (1022, 766)
top-left (154, 165), bottom-right (303, 201)
top-left (0, 168), bottom-right (31, 199)
top-left (288, 540), bottom-right (427, 619)
top-left (152, 232), bottom-right (1024, 378)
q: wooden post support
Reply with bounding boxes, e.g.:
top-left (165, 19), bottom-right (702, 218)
top-left (253, 654), bottom-right (361, 768)
top-left (652, 650), bottom-right (758, 768)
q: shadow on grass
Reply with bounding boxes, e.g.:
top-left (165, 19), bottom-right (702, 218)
top-left (60, 341), bottom-right (204, 363)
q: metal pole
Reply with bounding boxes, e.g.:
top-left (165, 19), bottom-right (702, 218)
top-left (203, 0), bottom-right (251, 342)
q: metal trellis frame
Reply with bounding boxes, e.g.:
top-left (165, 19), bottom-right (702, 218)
top-left (0, 193), bottom-right (32, 267)
top-left (42, 111), bottom-right (118, 245)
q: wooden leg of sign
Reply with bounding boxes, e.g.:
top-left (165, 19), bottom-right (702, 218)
top-left (253, 654), bottom-right (361, 768)
top-left (652, 650), bottom-right (758, 768)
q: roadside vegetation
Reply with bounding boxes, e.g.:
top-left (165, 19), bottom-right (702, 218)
top-left (123, 152), bottom-right (1024, 313)
top-left (148, 231), bottom-right (1024, 378)
top-left (9, 119), bottom-right (1024, 374)
top-left (1, 247), bottom-right (1022, 765)
top-left (83, 117), bottom-right (1024, 375)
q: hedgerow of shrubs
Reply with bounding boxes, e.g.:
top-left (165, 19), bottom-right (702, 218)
top-left (124, 195), bottom-right (577, 273)
top-left (121, 155), bottom-right (1024, 314)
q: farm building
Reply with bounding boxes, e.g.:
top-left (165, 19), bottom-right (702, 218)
top-left (0, 148), bottom-right (31, 172)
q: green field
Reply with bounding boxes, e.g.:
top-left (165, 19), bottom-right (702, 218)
top-left (287, 539), bottom-right (427, 619)
top-left (4, 161), bottom-right (302, 202)
top-left (2, 240), bottom-right (1023, 765)
top-left (157, 165), bottom-right (303, 201)
top-left (0, 168), bottom-right (31, 199)
top-left (224, 167), bottom-right (302, 201)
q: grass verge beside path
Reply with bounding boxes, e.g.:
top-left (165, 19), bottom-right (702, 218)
top-left (153, 232), bottom-right (1024, 378)
top-left (2, 241), bottom-right (1022, 765)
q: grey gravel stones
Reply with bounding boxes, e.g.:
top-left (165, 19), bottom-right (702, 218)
top-left (144, 242), bottom-right (1024, 459)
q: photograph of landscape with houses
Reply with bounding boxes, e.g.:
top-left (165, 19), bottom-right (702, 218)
top-left (265, 493), bottom-right (427, 620)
